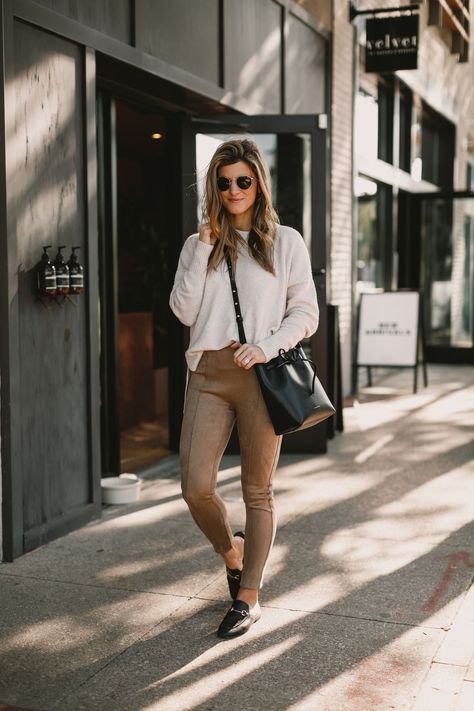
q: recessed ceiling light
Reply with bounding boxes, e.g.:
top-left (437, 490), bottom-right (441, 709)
top-left (150, 132), bottom-right (163, 140)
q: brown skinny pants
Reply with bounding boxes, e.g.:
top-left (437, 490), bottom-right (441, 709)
top-left (179, 346), bottom-right (283, 590)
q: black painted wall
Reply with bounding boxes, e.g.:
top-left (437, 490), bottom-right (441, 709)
top-left (28, 0), bottom-right (327, 115)
top-left (13, 21), bottom-right (90, 548)
top-left (31, 0), bottom-right (131, 43)
top-left (135, 0), bottom-right (220, 85)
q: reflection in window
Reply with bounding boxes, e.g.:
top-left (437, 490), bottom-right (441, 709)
top-left (423, 201), bottom-right (452, 345)
top-left (461, 217), bottom-right (473, 344)
top-left (195, 132), bottom-right (312, 250)
top-left (411, 95), bottom-right (422, 181)
top-left (421, 104), bottom-right (455, 189)
top-left (398, 84), bottom-right (412, 173)
top-left (467, 162), bottom-right (474, 191)
top-left (377, 78), bottom-right (394, 164)
top-left (356, 176), bottom-right (392, 293)
top-left (422, 198), bottom-right (474, 347)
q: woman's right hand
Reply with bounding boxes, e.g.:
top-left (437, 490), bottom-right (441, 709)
top-left (199, 223), bottom-right (218, 245)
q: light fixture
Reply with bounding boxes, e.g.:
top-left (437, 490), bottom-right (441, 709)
top-left (150, 132), bottom-right (163, 140)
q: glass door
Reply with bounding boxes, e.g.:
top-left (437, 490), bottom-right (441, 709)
top-left (178, 114), bottom-right (329, 454)
top-left (417, 193), bottom-right (474, 363)
top-left (97, 90), bottom-right (180, 476)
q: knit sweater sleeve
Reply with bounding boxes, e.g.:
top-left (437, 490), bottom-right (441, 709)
top-left (256, 233), bottom-right (319, 362)
top-left (169, 234), bottom-right (214, 327)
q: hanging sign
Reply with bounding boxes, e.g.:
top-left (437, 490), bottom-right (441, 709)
top-left (357, 292), bottom-right (420, 367)
top-left (365, 15), bottom-right (419, 72)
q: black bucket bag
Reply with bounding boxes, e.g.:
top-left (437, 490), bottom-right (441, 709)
top-left (226, 254), bottom-right (335, 435)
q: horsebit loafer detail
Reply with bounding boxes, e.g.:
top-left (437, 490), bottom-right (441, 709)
top-left (226, 530), bottom-right (245, 600)
top-left (217, 599), bottom-right (261, 639)
top-left (226, 567), bottom-right (242, 600)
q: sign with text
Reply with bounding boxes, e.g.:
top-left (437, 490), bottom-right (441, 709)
top-left (357, 292), bottom-right (420, 366)
top-left (365, 15), bottom-right (419, 72)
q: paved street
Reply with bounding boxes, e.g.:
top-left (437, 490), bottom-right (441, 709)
top-left (1, 364), bottom-right (473, 711)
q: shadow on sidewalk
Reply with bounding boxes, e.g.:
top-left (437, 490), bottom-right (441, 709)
top-left (0, 367), bottom-right (473, 709)
top-left (116, 521), bottom-right (474, 710)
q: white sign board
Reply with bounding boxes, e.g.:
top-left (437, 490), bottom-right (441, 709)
top-left (357, 292), bottom-right (420, 367)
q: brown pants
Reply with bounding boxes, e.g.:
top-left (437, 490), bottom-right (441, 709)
top-left (179, 346), bottom-right (283, 590)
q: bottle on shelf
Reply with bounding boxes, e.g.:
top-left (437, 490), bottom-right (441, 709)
top-left (37, 245), bottom-right (57, 298)
top-left (53, 245), bottom-right (70, 296)
top-left (67, 246), bottom-right (84, 295)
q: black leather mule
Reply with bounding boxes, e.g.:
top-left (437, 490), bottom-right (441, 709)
top-left (217, 599), bottom-right (261, 639)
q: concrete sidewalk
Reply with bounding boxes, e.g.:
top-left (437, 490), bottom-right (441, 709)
top-left (1, 364), bottom-right (473, 711)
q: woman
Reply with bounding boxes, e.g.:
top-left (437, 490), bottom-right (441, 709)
top-left (169, 138), bottom-right (319, 639)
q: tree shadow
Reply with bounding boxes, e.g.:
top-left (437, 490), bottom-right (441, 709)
top-left (0, 374), bottom-right (472, 709)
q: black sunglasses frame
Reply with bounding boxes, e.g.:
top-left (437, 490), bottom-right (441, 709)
top-left (216, 175), bottom-right (256, 191)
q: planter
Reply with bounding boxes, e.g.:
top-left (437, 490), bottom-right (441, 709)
top-left (101, 473), bottom-right (142, 505)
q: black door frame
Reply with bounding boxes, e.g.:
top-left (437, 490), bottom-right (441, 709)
top-left (178, 114), bottom-right (330, 454)
top-left (96, 90), bottom-right (121, 476)
top-left (405, 190), bottom-right (474, 364)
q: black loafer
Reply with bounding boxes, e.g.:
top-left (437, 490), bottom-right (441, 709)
top-left (226, 530), bottom-right (245, 600)
top-left (217, 599), bottom-right (261, 639)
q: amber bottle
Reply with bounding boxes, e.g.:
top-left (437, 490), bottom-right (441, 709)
top-left (53, 245), bottom-right (70, 295)
top-left (37, 245), bottom-right (57, 298)
top-left (67, 246), bottom-right (84, 295)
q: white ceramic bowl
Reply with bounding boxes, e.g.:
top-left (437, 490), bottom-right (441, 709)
top-left (101, 474), bottom-right (142, 505)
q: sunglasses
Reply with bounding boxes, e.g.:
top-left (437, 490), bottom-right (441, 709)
top-left (216, 175), bottom-right (256, 191)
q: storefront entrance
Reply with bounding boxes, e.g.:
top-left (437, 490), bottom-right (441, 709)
top-left (97, 84), bottom-right (329, 475)
top-left (401, 191), bottom-right (474, 364)
top-left (97, 92), bottom-right (180, 476)
top-left (1, 0), bottom-right (330, 560)
top-left (114, 98), bottom-right (173, 472)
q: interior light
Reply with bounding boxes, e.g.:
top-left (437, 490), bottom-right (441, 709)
top-left (151, 132), bottom-right (163, 140)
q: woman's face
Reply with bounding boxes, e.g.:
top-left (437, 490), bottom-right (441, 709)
top-left (217, 160), bottom-right (258, 225)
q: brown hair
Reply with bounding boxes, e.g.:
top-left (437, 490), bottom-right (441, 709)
top-left (201, 138), bottom-right (279, 275)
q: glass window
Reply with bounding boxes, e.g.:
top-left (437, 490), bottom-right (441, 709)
top-left (462, 216), bottom-right (473, 344)
top-left (377, 79), bottom-right (394, 164)
top-left (356, 176), bottom-right (393, 293)
top-left (467, 162), bottom-right (473, 191)
top-left (421, 113), bottom-right (438, 185)
top-left (398, 85), bottom-right (412, 173)
top-left (411, 95), bottom-right (422, 181)
top-left (421, 197), bottom-right (474, 347)
top-left (114, 99), bottom-right (173, 470)
top-left (421, 104), bottom-right (455, 189)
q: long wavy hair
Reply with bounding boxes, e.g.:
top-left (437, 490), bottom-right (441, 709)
top-left (201, 139), bottom-right (279, 275)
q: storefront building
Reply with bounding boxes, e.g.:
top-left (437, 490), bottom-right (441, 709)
top-left (353, 0), bottom-right (474, 365)
top-left (2, 1), bottom-right (471, 562)
top-left (0, 0), bottom-right (333, 560)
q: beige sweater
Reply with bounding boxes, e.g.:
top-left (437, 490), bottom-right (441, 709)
top-left (169, 224), bottom-right (319, 371)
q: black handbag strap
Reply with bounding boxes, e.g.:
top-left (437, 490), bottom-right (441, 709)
top-left (226, 252), bottom-right (317, 394)
top-left (226, 254), bottom-right (247, 345)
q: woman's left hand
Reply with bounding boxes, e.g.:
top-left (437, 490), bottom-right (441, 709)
top-left (230, 341), bottom-right (266, 369)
